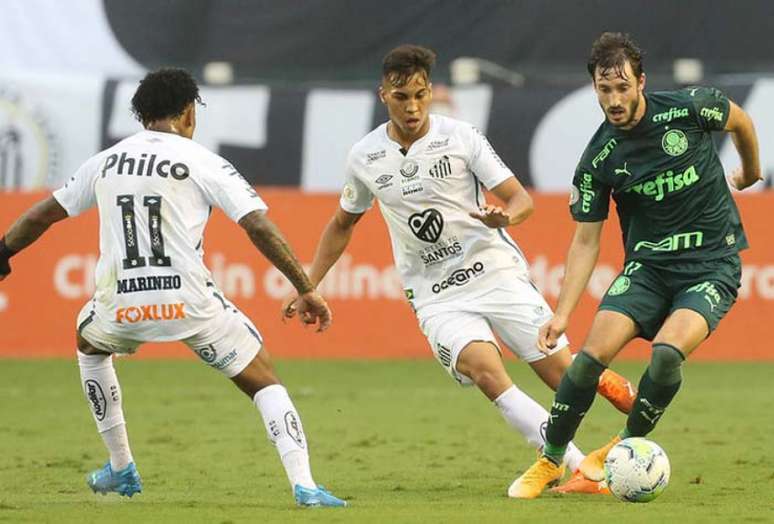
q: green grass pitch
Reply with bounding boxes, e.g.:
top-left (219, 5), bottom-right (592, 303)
top-left (1, 359), bottom-right (772, 523)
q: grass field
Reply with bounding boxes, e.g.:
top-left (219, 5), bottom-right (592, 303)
top-left (1, 358), bottom-right (772, 523)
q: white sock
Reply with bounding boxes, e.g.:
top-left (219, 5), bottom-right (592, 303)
top-left (77, 350), bottom-right (134, 470)
top-left (254, 384), bottom-right (316, 490)
top-left (494, 385), bottom-right (585, 470)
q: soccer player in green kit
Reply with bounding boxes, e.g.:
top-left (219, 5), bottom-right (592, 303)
top-left (510, 32), bottom-right (762, 498)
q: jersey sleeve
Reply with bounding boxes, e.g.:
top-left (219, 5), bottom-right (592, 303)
top-left (466, 126), bottom-right (515, 190)
top-left (197, 157), bottom-right (268, 222)
top-left (339, 153), bottom-right (374, 214)
top-left (52, 156), bottom-right (100, 217)
top-left (570, 165), bottom-right (611, 222)
top-left (688, 86), bottom-right (730, 131)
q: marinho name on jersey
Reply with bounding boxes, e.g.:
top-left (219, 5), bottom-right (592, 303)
top-left (102, 152), bottom-right (190, 180)
top-left (117, 274), bottom-right (183, 294)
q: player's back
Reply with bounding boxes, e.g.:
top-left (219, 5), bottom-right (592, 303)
top-left (54, 130), bottom-right (266, 341)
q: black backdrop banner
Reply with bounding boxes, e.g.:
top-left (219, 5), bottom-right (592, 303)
top-left (104, 0), bottom-right (774, 83)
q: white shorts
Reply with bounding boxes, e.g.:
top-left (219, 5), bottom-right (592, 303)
top-left (76, 300), bottom-right (262, 378)
top-left (417, 272), bottom-right (569, 386)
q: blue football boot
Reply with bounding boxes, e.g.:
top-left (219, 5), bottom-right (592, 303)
top-left (293, 484), bottom-right (347, 507)
top-left (87, 462), bottom-right (143, 497)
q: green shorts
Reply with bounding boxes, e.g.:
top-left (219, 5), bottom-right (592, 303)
top-left (598, 255), bottom-right (741, 340)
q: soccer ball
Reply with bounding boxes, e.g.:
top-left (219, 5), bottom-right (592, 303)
top-left (604, 437), bottom-right (670, 503)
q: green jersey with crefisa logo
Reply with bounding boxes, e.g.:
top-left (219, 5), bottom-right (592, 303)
top-left (570, 87), bottom-right (748, 263)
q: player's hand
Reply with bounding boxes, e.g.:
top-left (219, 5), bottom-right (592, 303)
top-left (537, 315), bottom-right (568, 355)
top-left (295, 291), bottom-right (332, 332)
top-left (281, 292), bottom-right (299, 322)
top-left (727, 167), bottom-right (762, 191)
top-left (0, 257), bottom-right (10, 281)
top-left (469, 204), bottom-right (513, 228)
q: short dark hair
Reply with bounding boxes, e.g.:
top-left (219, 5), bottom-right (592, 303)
top-left (587, 32), bottom-right (644, 80)
top-left (131, 67), bottom-right (203, 126)
top-left (382, 44), bottom-right (436, 87)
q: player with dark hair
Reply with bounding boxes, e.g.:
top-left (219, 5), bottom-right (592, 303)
top-left (283, 44), bottom-right (637, 496)
top-left (511, 32), bottom-right (761, 498)
top-left (0, 67), bottom-right (346, 507)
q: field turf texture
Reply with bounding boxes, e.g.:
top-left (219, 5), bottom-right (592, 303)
top-left (1, 359), bottom-right (772, 523)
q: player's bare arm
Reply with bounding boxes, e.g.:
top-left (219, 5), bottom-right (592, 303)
top-left (281, 207), bottom-right (363, 319)
top-left (724, 100), bottom-right (762, 191)
top-left (0, 196), bottom-right (69, 280)
top-left (239, 209), bottom-right (332, 331)
top-left (538, 220), bottom-right (604, 353)
top-left (469, 177), bottom-right (533, 228)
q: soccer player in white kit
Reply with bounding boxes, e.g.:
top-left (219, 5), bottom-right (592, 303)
top-left (282, 45), bottom-right (637, 496)
top-left (0, 68), bottom-right (345, 507)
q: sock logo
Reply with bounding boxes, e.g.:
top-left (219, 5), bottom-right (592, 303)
top-left (85, 379), bottom-right (107, 421)
top-left (284, 411), bottom-right (305, 449)
top-left (638, 397), bottom-right (665, 424)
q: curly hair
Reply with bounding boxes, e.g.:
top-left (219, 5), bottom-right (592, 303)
top-left (382, 44), bottom-right (437, 87)
top-left (587, 32), bottom-right (644, 80)
top-left (131, 67), bottom-right (203, 126)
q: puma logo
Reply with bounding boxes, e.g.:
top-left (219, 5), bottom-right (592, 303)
top-left (614, 162), bottom-right (632, 177)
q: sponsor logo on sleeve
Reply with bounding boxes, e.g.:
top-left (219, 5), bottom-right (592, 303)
top-left (342, 183), bottom-right (356, 202)
top-left (700, 107), bottom-right (724, 123)
top-left (579, 173), bottom-right (595, 212)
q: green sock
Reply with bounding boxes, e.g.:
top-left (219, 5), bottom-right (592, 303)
top-left (543, 352), bottom-right (606, 464)
top-left (625, 343), bottom-right (684, 437)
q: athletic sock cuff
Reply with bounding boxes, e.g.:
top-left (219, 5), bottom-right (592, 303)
top-left (567, 351), bottom-right (607, 387)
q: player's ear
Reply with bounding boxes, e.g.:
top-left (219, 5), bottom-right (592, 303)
top-left (639, 73), bottom-right (646, 93)
top-left (378, 86), bottom-right (386, 104)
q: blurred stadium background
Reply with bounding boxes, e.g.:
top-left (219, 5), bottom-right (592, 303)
top-left (1, 2), bottom-right (773, 521)
top-left (1, 0), bottom-right (772, 360)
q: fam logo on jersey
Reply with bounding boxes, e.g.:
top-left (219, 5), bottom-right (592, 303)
top-left (408, 209), bottom-right (443, 243)
top-left (429, 155), bottom-right (452, 179)
top-left (431, 261), bottom-right (485, 294)
top-left (115, 302), bottom-right (186, 323)
top-left (591, 138), bottom-right (618, 168)
top-left (0, 87), bottom-right (60, 189)
top-left (662, 129), bottom-right (688, 156)
top-left (375, 174), bottom-right (394, 190)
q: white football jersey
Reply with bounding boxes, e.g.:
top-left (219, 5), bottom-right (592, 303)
top-left (340, 115), bottom-right (529, 310)
top-left (53, 130), bottom-right (267, 341)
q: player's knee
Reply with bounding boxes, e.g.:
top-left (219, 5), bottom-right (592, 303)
top-left (648, 343), bottom-right (684, 385)
top-left (76, 332), bottom-right (109, 356)
top-left (231, 355), bottom-right (281, 398)
top-left (566, 351), bottom-right (607, 387)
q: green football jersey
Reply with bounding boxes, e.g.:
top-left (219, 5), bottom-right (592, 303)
top-left (570, 87), bottom-right (748, 263)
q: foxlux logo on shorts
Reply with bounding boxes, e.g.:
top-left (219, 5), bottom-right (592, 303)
top-left (432, 262), bottom-right (485, 294)
top-left (115, 303), bottom-right (186, 323)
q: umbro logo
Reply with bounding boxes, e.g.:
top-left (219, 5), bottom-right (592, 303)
top-left (408, 208), bottom-right (443, 243)
top-left (375, 174), bottom-right (394, 189)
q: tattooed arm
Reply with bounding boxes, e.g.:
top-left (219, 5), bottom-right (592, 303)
top-left (1, 196), bottom-right (69, 280)
top-left (238, 210), bottom-right (331, 331)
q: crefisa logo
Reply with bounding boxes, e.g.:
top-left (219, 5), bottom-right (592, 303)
top-left (0, 87), bottom-right (60, 189)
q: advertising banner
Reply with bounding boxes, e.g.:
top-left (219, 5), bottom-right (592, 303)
top-left (0, 190), bottom-right (771, 361)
